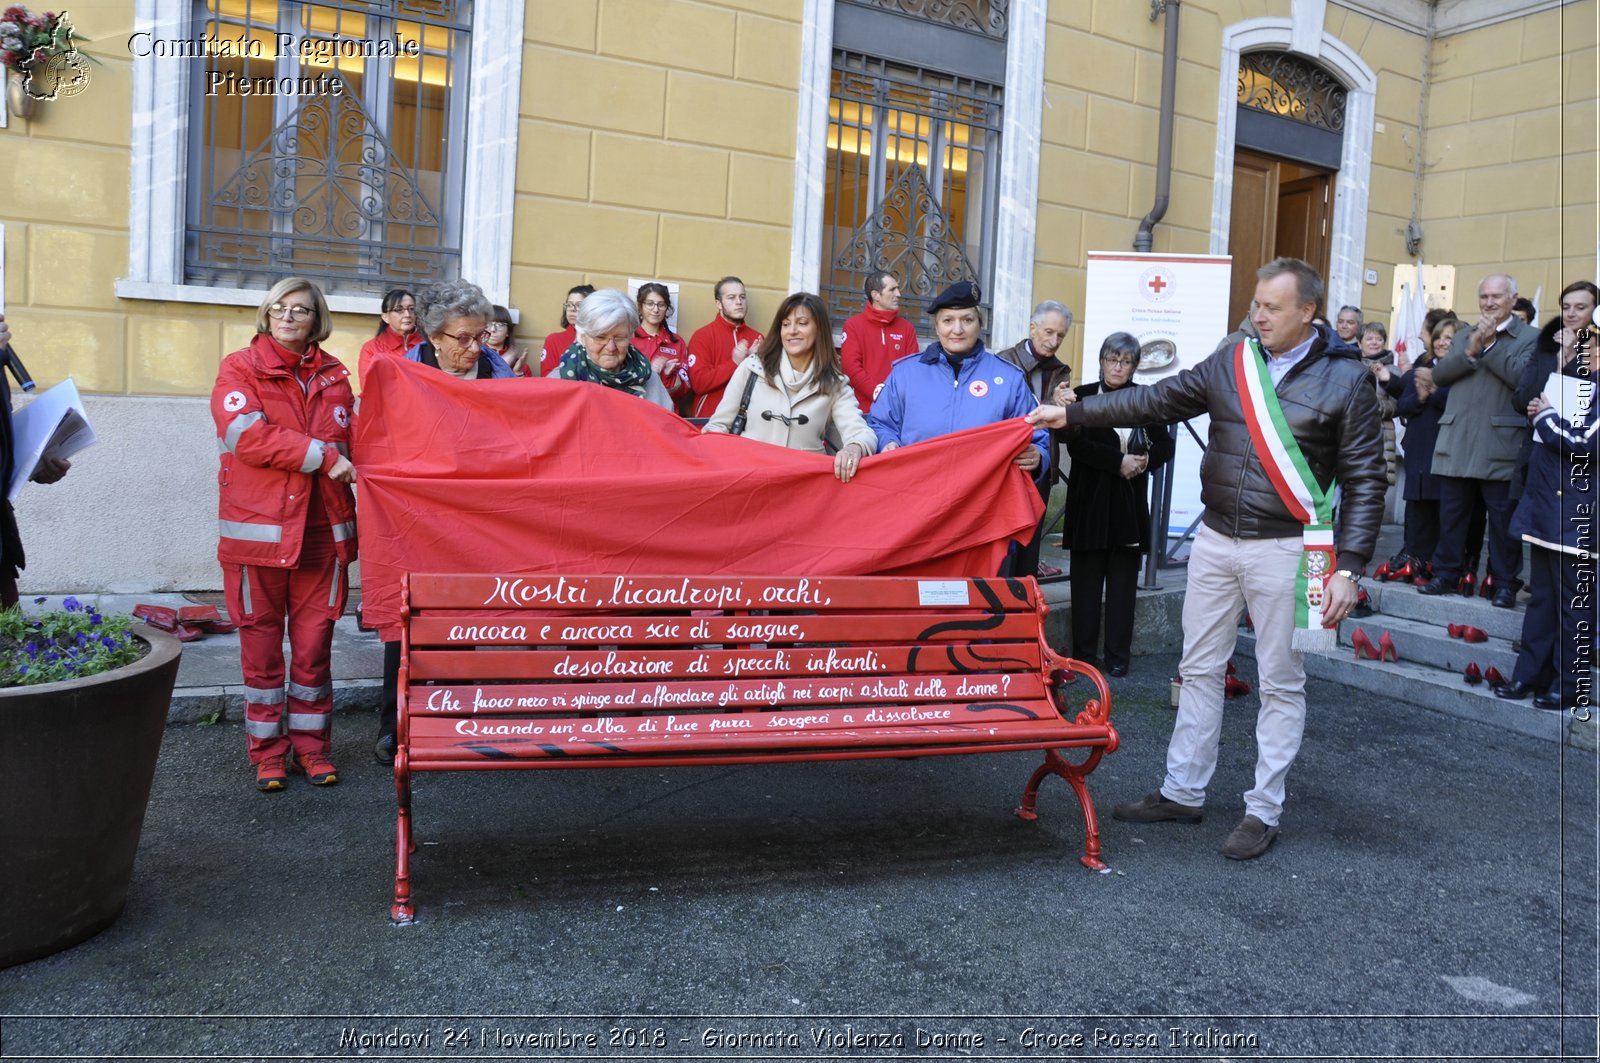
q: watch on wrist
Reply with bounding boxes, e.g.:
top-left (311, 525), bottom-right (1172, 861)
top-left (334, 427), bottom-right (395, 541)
top-left (1335, 569), bottom-right (1360, 586)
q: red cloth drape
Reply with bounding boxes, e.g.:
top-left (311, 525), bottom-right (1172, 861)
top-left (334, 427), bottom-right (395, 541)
top-left (352, 358), bottom-right (1044, 639)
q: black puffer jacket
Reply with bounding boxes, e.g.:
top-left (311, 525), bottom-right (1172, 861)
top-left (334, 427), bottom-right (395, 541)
top-left (1063, 324), bottom-right (1386, 572)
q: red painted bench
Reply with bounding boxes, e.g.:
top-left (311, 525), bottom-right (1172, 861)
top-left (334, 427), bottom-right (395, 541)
top-left (391, 574), bottom-right (1117, 923)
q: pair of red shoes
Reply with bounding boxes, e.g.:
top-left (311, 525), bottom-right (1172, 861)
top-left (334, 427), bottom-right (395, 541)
top-left (1224, 660), bottom-right (1252, 699)
top-left (1351, 627), bottom-right (1399, 662)
top-left (133, 603), bottom-right (238, 642)
top-left (1447, 623), bottom-right (1488, 644)
top-left (1464, 664), bottom-right (1506, 687)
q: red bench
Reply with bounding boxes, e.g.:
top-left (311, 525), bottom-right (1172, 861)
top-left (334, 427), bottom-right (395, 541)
top-left (391, 574), bottom-right (1117, 923)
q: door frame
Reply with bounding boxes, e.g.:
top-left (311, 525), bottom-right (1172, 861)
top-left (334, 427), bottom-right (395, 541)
top-left (1209, 19), bottom-right (1376, 314)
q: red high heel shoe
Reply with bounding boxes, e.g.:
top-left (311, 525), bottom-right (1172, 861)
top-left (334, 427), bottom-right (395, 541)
top-left (1464, 662), bottom-right (1483, 685)
top-left (1379, 631), bottom-right (1399, 662)
top-left (1458, 572), bottom-right (1477, 597)
top-left (1411, 563), bottom-right (1434, 587)
top-left (1227, 660), bottom-right (1238, 676)
top-left (1479, 573), bottom-right (1497, 600)
top-left (1374, 562), bottom-right (1394, 582)
top-left (1485, 665), bottom-right (1507, 687)
top-left (1460, 626), bottom-right (1488, 644)
top-left (1351, 628), bottom-right (1380, 660)
top-left (1224, 674), bottom-right (1253, 699)
top-left (1448, 623), bottom-right (1465, 639)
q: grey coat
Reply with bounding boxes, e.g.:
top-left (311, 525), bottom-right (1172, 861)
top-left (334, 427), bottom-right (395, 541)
top-left (1430, 316), bottom-right (1536, 480)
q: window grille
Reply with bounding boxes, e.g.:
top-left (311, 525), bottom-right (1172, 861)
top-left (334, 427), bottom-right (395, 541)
top-left (1237, 49), bottom-right (1346, 133)
top-left (838, 0), bottom-right (1007, 39)
top-left (821, 50), bottom-right (1002, 325)
top-left (185, 0), bottom-right (469, 294)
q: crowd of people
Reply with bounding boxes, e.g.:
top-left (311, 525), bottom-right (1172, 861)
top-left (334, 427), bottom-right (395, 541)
top-left (197, 260), bottom-right (1595, 863)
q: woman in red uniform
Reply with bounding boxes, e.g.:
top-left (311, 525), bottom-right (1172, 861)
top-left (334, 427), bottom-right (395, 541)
top-left (213, 278), bottom-right (358, 792)
top-left (632, 283), bottom-right (691, 411)
top-left (357, 288), bottom-right (417, 384)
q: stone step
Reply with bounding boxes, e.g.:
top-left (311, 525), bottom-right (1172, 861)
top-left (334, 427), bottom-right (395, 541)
top-left (1361, 578), bottom-right (1525, 641)
top-left (1235, 629), bottom-right (1595, 749)
top-left (1334, 614), bottom-right (1517, 678)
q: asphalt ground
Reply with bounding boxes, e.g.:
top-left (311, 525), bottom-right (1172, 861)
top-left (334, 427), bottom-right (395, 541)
top-left (1, 652), bottom-right (1596, 1063)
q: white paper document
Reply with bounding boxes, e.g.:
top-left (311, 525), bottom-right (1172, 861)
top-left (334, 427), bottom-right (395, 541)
top-left (9, 377), bottom-right (96, 501)
top-left (1537, 371), bottom-right (1595, 435)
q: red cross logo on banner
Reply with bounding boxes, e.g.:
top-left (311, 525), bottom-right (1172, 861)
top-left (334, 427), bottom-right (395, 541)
top-left (1139, 266), bottom-right (1176, 303)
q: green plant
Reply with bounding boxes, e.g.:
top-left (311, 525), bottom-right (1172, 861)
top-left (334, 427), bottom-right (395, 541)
top-left (0, 597), bottom-right (146, 687)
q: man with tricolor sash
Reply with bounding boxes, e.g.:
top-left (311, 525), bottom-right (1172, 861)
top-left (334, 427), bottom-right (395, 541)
top-left (1028, 257), bottom-right (1385, 860)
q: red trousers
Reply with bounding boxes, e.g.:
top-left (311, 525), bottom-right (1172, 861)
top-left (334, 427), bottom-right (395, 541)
top-left (224, 533), bottom-right (347, 763)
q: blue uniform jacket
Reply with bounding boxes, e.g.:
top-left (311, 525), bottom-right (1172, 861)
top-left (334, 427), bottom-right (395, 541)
top-left (1510, 359), bottom-right (1598, 556)
top-left (866, 342), bottom-right (1050, 479)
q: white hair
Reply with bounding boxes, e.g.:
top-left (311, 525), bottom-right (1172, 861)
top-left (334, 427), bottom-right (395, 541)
top-left (574, 288), bottom-right (640, 337)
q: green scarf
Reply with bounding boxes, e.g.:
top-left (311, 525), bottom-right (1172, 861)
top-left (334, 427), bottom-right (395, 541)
top-left (552, 340), bottom-right (653, 396)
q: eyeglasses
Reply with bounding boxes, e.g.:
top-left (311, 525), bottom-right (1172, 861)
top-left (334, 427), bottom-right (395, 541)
top-left (564, 300), bottom-right (585, 312)
top-left (484, 322), bottom-right (510, 333)
top-left (388, 303), bottom-right (416, 315)
top-left (642, 300), bottom-right (669, 311)
top-left (1102, 356), bottom-right (1136, 368)
top-left (440, 329), bottom-right (490, 347)
top-left (267, 304), bottom-right (315, 322)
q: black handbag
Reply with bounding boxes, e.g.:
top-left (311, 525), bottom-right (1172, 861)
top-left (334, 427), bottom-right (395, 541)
top-left (728, 371), bottom-right (759, 436)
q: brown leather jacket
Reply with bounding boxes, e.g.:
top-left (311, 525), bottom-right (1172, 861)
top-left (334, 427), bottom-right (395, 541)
top-left (1062, 324), bottom-right (1386, 572)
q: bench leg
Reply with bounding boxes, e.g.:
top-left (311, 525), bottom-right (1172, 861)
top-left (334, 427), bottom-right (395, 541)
top-left (1014, 748), bottom-right (1108, 872)
top-left (391, 752), bottom-right (416, 925)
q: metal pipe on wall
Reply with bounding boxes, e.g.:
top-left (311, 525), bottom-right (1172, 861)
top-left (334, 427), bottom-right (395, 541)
top-left (1133, 0), bottom-right (1181, 253)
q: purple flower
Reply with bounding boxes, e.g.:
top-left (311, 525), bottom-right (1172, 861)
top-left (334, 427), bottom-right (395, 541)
top-left (89, 612), bottom-right (102, 625)
top-left (62, 596), bottom-right (81, 612)
top-left (32, 596), bottom-right (45, 604)
top-left (99, 635), bottom-right (117, 649)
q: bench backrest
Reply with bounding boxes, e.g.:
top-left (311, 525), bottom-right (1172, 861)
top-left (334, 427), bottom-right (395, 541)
top-left (398, 574), bottom-right (1099, 765)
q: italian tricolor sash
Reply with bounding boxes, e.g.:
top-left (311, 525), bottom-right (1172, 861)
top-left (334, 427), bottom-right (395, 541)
top-left (1234, 338), bottom-right (1339, 651)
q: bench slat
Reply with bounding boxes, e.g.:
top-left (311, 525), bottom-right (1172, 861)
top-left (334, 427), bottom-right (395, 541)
top-left (403, 672), bottom-right (1048, 717)
top-left (408, 706), bottom-right (1076, 760)
top-left (406, 611), bottom-right (1043, 647)
top-left (407, 574), bottom-right (1039, 613)
top-left (408, 642), bottom-right (1044, 682)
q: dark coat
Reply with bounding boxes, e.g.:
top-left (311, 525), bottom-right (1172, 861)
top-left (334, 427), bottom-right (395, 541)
top-left (1510, 353), bottom-right (1598, 555)
top-left (1509, 316), bottom-right (1567, 500)
top-left (1396, 360), bottom-right (1449, 502)
top-left (0, 368), bottom-right (21, 580)
top-left (1061, 380), bottom-right (1174, 552)
top-left (1064, 323), bottom-right (1386, 571)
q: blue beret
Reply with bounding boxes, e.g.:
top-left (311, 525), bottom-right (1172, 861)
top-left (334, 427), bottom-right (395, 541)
top-left (928, 280), bottom-right (981, 315)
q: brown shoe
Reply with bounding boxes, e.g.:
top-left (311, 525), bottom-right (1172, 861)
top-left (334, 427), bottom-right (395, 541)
top-left (1112, 790), bottom-right (1204, 823)
top-left (1220, 814), bottom-right (1279, 860)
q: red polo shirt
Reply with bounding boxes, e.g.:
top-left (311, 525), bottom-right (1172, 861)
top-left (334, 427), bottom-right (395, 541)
top-left (686, 315), bottom-right (763, 419)
top-left (839, 306), bottom-right (917, 414)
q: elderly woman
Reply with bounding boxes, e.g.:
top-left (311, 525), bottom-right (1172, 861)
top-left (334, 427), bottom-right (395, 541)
top-left (550, 288), bottom-right (674, 408)
top-left (1061, 332), bottom-right (1174, 677)
top-left (212, 278), bottom-right (356, 791)
top-left (404, 280), bottom-right (514, 379)
top-left (703, 291), bottom-right (876, 482)
top-left (358, 288), bottom-right (417, 384)
top-left (1385, 317), bottom-right (1459, 583)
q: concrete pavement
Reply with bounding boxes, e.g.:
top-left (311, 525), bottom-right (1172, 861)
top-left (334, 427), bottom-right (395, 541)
top-left (1, 650), bottom-right (1594, 1061)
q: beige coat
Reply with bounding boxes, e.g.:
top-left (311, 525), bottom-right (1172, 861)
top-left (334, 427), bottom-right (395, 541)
top-left (703, 356), bottom-right (877, 455)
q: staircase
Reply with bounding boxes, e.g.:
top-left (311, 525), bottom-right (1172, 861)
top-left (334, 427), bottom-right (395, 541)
top-left (1236, 575), bottom-right (1596, 750)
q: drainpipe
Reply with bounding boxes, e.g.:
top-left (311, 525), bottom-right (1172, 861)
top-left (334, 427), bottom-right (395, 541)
top-left (1133, 0), bottom-right (1181, 252)
top-left (1405, 1), bottom-right (1438, 258)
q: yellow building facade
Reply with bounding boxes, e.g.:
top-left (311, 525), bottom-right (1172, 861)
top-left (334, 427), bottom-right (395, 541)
top-left (0, 0), bottom-right (1593, 590)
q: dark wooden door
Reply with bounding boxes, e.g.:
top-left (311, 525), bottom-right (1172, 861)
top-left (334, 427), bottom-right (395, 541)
top-left (1275, 173), bottom-right (1332, 285)
top-left (1228, 150), bottom-right (1278, 330)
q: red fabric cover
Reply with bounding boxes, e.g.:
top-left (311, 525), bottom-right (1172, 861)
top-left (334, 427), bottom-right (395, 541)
top-left (357, 326), bottom-right (416, 385)
top-left (352, 357), bottom-right (1044, 640)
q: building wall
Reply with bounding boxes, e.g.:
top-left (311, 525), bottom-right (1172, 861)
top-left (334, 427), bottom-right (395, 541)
top-left (0, 0), bottom-right (1586, 592)
top-left (1420, 0), bottom-right (1598, 311)
top-left (514, 0), bottom-right (801, 344)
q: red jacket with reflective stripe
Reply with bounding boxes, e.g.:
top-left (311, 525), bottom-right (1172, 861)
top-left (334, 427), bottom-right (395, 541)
top-left (213, 335), bottom-right (358, 568)
top-left (687, 316), bottom-right (763, 419)
top-left (357, 326), bottom-right (417, 388)
top-left (633, 325), bottom-right (692, 402)
top-left (840, 309), bottom-right (917, 414)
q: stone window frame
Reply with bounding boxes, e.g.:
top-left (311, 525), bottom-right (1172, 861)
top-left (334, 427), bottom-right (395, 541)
top-left (1209, 17), bottom-right (1377, 316)
top-left (788, 0), bottom-right (1046, 347)
top-left (116, 0), bottom-right (523, 315)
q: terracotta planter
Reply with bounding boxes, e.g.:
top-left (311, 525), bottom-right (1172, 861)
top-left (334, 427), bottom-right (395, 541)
top-left (0, 628), bottom-right (182, 968)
